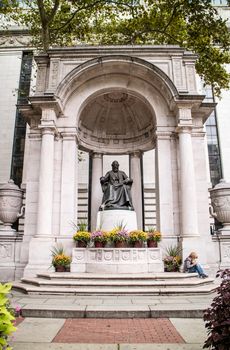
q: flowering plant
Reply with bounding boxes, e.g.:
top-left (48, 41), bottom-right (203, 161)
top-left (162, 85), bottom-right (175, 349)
top-left (51, 245), bottom-right (71, 267)
top-left (91, 230), bottom-right (109, 243)
top-left (163, 245), bottom-right (182, 272)
top-left (109, 228), bottom-right (129, 243)
top-left (129, 230), bottom-right (147, 243)
top-left (52, 254), bottom-right (71, 267)
top-left (73, 231), bottom-right (91, 243)
top-left (147, 229), bottom-right (161, 242)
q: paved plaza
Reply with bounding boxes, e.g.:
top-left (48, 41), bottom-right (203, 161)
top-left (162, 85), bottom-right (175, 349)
top-left (10, 316), bottom-right (208, 350)
top-left (9, 291), bottom-right (213, 350)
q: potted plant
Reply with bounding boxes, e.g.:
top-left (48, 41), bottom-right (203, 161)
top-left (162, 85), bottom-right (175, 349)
top-left (91, 230), bottom-right (109, 248)
top-left (129, 230), bottom-right (147, 248)
top-left (147, 227), bottom-right (161, 247)
top-left (109, 227), bottom-right (129, 248)
top-left (163, 245), bottom-right (182, 272)
top-left (72, 220), bottom-right (91, 247)
top-left (51, 245), bottom-right (71, 272)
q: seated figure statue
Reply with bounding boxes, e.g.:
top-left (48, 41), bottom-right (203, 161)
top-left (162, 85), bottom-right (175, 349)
top-left (100, 160), bottom-right (134, 210)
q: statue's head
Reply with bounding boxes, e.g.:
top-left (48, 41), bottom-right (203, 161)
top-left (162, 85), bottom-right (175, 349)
top-left (111, 160), bottom-right (119, 172)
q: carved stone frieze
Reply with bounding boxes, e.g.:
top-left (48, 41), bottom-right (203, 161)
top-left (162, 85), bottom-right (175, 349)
top-left (48, 60), bottom-right (59, 91)
top-left (71, 248), bottom-right (163, 273)
top-left (222, 243), bottom-right (230, 263)
top-left (185, 64), bottom-right (197, 93)
top-left (0, 243), bottom-right (13, 261)
top-left (0, 34), bottom-right (31, 48)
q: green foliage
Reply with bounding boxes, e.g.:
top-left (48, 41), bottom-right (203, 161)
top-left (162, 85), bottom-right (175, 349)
top-left (0, 283), bottom-right (16, 350)
top-left (163, 244), bottom-right (182, 271)
top-left (1, 0), bottom-right (230, 95)
top-left (203, 269), bottom-right (230, 350)
top-left (165, 244), bottom-right (182, 258)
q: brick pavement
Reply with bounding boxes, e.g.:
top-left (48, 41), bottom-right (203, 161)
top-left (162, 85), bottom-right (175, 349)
top-left (31, 318), bottom-right (185, 344)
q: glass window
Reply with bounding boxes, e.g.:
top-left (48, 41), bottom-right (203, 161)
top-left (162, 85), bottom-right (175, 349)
top-left (11, 52), bottom-right (33, 186)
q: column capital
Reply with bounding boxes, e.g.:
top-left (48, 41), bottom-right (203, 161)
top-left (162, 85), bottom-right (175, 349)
top-left (61, 131), bottom-right (78, 142)
top-left (39, 126), bottom-right (56, 137)
top-left (92, 152), bottom-right (103, 159)
top-left (176, 125), bottom-right (193, 134)
top-left (130, 150), bottom-right (142, 158)
top-left (155, 131), bottom-right (172, 140)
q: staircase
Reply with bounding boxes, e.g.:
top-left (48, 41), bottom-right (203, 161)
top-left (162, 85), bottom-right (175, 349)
top-left (13, 272), bottom-right (216, 296)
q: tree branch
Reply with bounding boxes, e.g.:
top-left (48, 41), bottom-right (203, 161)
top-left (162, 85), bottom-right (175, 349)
top-left (52, 0), bottom-right (134, 32)
top-left (47, 0), bottom-right (60, 24)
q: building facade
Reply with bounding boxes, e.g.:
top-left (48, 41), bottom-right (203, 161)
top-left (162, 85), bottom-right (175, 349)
top-left (0, 3), bottom-right (230, 280)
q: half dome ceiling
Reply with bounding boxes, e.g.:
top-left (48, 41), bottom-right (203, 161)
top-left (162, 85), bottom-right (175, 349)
top-left (78, 91), bottom-right (156, 153)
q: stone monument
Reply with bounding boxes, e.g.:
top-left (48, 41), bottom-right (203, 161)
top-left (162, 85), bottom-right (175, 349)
top-left (96, 161), bottom-right (138, 230)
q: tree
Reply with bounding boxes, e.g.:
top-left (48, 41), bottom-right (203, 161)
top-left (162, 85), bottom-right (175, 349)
top-left (1, 0), bottom-right (230, 96)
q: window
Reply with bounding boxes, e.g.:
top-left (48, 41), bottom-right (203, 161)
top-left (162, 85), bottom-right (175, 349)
top-left (11, 51), bottom-right (33, 186)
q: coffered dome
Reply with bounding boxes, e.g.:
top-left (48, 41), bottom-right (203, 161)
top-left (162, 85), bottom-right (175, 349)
top-left (78, 91), bottom-right (156, 153)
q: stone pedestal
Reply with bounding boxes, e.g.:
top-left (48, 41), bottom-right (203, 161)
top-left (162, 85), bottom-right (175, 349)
top-left (96, 210), bottom-right (137, 231)
top-left (0, 232), bottom-right (23, 281)
top-left (71, 248), bottom-right (163, 273)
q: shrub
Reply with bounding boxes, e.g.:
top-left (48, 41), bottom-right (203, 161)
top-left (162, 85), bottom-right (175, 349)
top-left (0, 283), bottom-right (16, 350)
top-left (203, 269), bottom-right (230, 350)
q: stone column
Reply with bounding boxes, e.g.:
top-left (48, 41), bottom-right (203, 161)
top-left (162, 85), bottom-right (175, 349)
top-left (36, 126), bottom-right (55, 236)
top-left (177, 125), bottom-right (199, 237)
top-left (130, 151), bottom-right (143, 229)
top-left (155, 132), bottom-right (174, 235)
top-left (91, 153), bottom-right (103, 230)
top-left (60, 131), bottom-right (78, 236)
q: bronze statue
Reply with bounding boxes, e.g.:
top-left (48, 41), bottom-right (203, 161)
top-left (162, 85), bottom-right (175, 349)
top-left (100, 160), bottom-right (134, 210)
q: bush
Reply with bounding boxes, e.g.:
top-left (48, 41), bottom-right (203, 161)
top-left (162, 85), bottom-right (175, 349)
top-left (203, 269), bottom-right (230, 350)
top-left (0, 283), bottom-right (16, 350)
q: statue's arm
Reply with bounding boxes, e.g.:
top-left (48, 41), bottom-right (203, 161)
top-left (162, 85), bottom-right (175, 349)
top-left (121, 171), bottom-right (133, 185)
top-left (100, 172), bottom-right (110, 185)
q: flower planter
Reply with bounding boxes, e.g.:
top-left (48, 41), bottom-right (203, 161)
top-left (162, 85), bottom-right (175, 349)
top-left (132, 241), bottom-right (143, 248)
top-left (147, 240), bottom-right (158, 248)
top-left (164, 266), bottom-right (180, 272)
top-left (115, 241), bottom-right (127, 248)
top-left (94, 241), bottom-right (105, 248)
top-left (55, 265), bottom-right (68, 272)
top-left (76, 241), bottom-right (87, 248)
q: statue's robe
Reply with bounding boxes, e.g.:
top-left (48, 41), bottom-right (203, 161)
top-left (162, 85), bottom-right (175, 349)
top-left (100, 170), bottom-right (133, 210)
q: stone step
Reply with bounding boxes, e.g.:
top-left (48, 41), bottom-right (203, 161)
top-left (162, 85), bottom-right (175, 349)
top-left (13, 272), bottom-right (217, 296)
top-left (21, 277), bottom-right (214, 288)
top-left (13, 281), bottom-right (216, 296)
top-left (36, 272), bottom-right (199, 280)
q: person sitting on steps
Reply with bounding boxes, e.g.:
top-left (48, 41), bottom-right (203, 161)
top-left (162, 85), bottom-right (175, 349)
top-left (183, 252), bottom-right (208, 278)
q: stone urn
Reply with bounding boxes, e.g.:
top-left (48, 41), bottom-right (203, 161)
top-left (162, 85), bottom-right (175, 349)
top-left (209, 179), bottom-right (230, 233)
top-left (0, 180), bottom-right (24, 232)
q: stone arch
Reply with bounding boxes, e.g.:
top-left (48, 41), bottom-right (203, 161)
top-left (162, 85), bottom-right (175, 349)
top-left (55, 55), bottom-right (179, 154)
